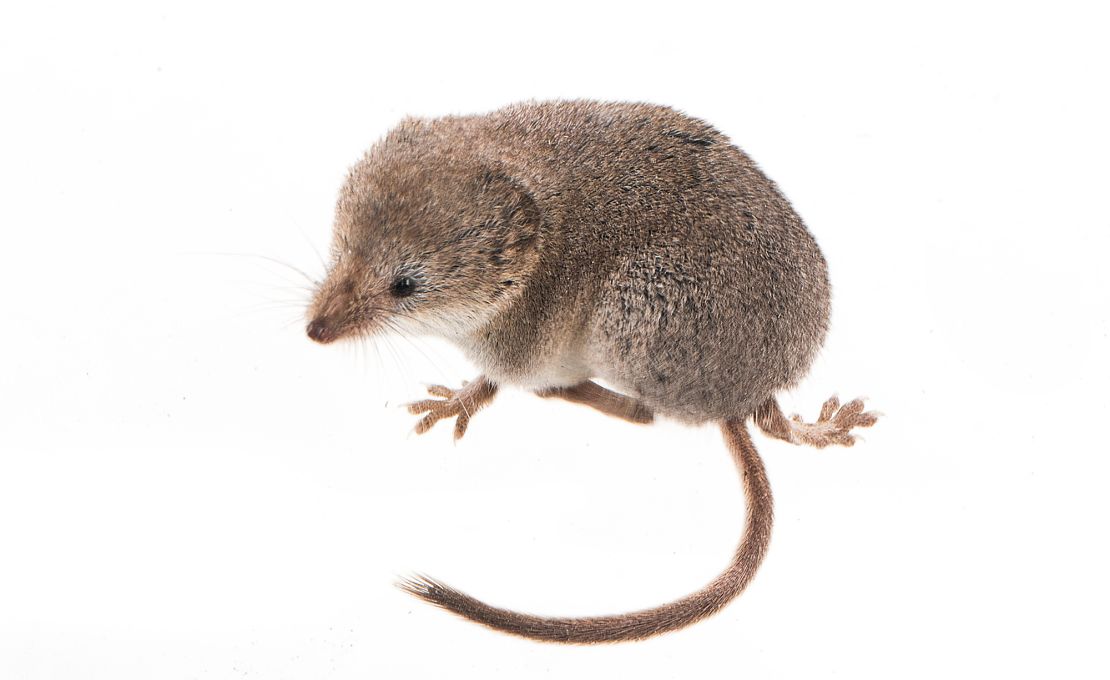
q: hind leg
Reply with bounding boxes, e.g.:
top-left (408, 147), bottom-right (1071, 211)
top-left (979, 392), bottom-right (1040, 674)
top-left (537, 380), bottom-right (654, 424)
top-left (755, 396), bottom-right (877, 448)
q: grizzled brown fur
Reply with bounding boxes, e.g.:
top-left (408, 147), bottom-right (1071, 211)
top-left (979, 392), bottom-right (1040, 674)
top-left (307, 100), bottom-right (877, 643)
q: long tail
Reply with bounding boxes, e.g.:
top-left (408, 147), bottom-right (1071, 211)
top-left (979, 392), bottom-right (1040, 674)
top-left (398, 418), bottom-right (774, 644)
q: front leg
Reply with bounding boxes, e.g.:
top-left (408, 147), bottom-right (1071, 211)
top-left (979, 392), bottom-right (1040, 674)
top-left (754, 395), bottom-right (878, 448)
top-left (537, 380), bottom-right (654, 425)
top-left (407, 376), bottom-right (498, 440)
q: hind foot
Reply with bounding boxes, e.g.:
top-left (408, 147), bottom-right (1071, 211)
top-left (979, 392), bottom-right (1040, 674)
top-left (755, 395), bottom-right (878, 448)
top-left (407, 376), bottom-right (498, 440)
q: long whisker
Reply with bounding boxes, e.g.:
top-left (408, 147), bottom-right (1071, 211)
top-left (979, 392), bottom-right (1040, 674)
top-left (191, 251), bottom-right (320, 285)
top-left (382, 318), bottom-right (452, 380)
top-left (238, 281), bottom-right (316, 297)
top-left (299, 224), bottom-right (328, 273)
top-left (363, 323), bottom-right (407, 386)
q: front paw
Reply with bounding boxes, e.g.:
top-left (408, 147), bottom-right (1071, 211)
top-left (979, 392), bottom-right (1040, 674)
top-left (406, 379), bottom-right (497, 440)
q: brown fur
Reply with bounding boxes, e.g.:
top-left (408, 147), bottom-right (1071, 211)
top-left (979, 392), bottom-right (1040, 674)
top-left (307, 100), bottom-right (877, 643)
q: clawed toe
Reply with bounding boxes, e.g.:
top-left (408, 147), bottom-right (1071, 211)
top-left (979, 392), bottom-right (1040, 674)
top-left (422, 384), bottom-right (456, 399)
top-left (818, 395), bottom-right (840, 422)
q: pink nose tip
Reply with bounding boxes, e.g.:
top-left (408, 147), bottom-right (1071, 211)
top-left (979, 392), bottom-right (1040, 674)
top-left (306, 319), bottom-right (332, 344)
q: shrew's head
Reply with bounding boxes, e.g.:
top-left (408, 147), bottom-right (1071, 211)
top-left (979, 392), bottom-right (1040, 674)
top-left (307, 120), bottom-right (542, 345)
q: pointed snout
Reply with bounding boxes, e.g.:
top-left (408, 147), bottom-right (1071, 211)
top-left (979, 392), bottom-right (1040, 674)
top-left (307, 268), bottom-right (370, 344)
top-left (306, 318), bottom-right (336, 344)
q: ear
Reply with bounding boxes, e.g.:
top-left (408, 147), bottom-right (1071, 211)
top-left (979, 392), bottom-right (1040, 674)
top-left (477, 167), bottom-right (540, 227)
top-left (473, 165), bottom-right (542, 252)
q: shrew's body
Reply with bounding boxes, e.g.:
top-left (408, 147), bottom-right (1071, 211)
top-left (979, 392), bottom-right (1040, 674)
top-left (307, 100), bottom-right (877, 643)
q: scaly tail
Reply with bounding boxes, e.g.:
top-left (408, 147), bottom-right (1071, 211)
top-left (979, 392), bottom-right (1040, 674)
top-left (398, 418), bottom-right (773, 643)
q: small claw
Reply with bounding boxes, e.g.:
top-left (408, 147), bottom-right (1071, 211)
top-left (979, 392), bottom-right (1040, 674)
top-left (818, 396), bottom-right (840, 422)
top-left (855, 411), bottom-right (880, 428)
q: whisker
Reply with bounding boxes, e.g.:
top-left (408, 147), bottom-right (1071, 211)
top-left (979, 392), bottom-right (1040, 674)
top-left (299, 224), bottom-right (328, 272)
top-left (383, 318), bottom-right (452, 380)
top-left (190, 251), bottom-right (320, 285)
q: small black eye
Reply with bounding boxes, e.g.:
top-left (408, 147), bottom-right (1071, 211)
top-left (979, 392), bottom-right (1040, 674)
top-left (390, 276), bottom-right (416, 298)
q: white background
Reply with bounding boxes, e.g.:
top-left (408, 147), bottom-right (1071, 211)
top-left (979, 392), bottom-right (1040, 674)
top-left (2, 1), bottom-right (1108, 678)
